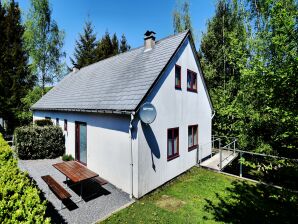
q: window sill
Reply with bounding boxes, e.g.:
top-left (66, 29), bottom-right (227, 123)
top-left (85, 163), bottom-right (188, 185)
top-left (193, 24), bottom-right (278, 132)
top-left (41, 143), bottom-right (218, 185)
top-left (188, 145), bottom-right (198, 151)
top-left (167, 154), bottom-right (179, 161)
top-left (187, 88), bottom-right (197, 93)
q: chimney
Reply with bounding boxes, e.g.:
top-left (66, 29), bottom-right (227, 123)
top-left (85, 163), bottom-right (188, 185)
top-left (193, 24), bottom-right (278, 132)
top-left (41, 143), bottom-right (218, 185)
top-left (144, 30), bottom-right (156, 52)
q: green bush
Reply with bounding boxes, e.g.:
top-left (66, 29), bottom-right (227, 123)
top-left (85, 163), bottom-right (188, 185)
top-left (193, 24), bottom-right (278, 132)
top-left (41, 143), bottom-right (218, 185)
top-left (62, 154), bottom-right (74, 161)
top-left (34, 119), bottom-right (53, 127)
top-left (14, 125), bottom-right (65, 159)
top-left (0, 133), bottom-right (50, 223)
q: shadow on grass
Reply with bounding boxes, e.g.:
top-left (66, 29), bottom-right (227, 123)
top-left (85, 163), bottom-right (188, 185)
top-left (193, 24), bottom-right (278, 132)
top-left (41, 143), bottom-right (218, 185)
top-left (204, 180), bottom-right (298, 224)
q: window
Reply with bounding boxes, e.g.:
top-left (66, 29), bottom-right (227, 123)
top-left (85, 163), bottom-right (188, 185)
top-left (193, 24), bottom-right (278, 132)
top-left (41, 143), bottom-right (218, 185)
top-left (175, 65), bottom-right (181, 89)
top-left (188, 125), bottom-right (198, 151)
top-left (167, 128), bottom-right (179, 161)
top-left (56, 118), bottom-right (59, 126)
top-left (45, 117), bottom-right (51, 120)
top-left (187, 69), bottom-right (197, 92)
top-left (64, 119), bottom-right (67, 131)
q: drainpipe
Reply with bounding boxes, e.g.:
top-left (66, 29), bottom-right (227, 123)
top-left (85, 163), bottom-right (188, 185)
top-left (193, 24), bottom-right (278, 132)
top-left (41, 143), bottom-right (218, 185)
top-left (211, 110), bottom-right (215, 119)
top-left (129, 112), bottom-right (135, 199)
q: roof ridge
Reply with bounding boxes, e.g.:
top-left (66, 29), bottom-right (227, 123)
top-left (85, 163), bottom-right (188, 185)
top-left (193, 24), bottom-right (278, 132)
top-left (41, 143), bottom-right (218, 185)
top-left (76, 30), bottom-right (189, 72)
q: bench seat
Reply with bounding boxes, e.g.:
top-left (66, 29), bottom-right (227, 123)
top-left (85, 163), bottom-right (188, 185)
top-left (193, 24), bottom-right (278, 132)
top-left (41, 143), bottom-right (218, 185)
top-left (41, 175), bottom-right (71, 200)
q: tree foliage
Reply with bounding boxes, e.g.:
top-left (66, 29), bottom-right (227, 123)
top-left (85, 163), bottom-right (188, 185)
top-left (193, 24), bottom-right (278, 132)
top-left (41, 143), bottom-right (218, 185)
top-left (173, 0), bottom-right (193, 34)
top-left (70, 20), bottom-right (98, 69)
top-left (0, 0), bottom-right (35, 133)
top-left (24, 0), bottom-right (65, 94)
top-left (16, 86), bottom-right (52, 125)
top-left (200, 0), bottom-right (298, 160)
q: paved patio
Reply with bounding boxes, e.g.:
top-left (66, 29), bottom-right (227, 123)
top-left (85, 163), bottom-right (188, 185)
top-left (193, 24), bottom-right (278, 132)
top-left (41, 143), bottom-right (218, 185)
top-left (18, 158), bottom-right (133, 224)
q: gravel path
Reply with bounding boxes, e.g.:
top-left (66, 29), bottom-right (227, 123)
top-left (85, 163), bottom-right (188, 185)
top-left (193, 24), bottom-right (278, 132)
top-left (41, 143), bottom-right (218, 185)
top-left (18, 158), bottom-right (132, 224)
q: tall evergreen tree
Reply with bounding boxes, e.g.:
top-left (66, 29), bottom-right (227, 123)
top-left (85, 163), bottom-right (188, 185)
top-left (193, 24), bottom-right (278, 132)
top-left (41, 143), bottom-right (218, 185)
top-left (96, 31), bottom-right (113, 60)
top-left (119, 33), bottom-right (130, 53)
top-left (111, 33), bottom-right (119, 55)
top-left (70, 20), bottom-right (98, 68)
top-left (173, 0), bottom-right (193, 34)
top-left (0, 0), bottom-right (35, 132)
top-left (24, 0), bottom-right (65, 95)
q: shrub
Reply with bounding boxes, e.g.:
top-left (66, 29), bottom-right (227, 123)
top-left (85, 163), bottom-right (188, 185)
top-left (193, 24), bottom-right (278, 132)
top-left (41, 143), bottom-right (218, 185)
top-left (0, 133), bottom-right (50, 223)
top-left (62, 154), bottom-right (74, 161)
top-left (14, 125), bottom-right (65, 159)
top-left (34, 119), bottom-right (53, 127)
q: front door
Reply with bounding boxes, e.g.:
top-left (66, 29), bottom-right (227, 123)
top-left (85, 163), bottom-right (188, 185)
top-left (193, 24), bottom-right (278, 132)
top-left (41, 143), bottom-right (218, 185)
top-left (75, 122), bottom-right (87, 165)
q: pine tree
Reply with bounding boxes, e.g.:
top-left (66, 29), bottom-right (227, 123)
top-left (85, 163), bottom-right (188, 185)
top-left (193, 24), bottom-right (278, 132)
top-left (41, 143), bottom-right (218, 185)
top-left (96, 31), bottom-right (113, 60)
top-left (70, 21), bottom-right (98, 68)
top-left (111, 33), bottom-right (119, 55)
top-left (119, 34), bottom-right (130, 53)
top-left (0, 0), bottom-right (35, 132)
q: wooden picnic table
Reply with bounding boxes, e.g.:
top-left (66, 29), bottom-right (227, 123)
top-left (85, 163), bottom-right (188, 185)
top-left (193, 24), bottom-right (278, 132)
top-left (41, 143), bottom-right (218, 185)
top-left (53, 161), bottom-right (99, 202)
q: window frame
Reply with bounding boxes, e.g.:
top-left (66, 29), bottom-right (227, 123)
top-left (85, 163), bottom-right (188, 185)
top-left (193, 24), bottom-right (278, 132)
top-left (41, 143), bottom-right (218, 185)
top-left (188, 124), bottom-right (198, 151)
top-left (187, 69), bottom-right (197, 92)
top-left (167, 127), bottom-right (179, 161)
top-left (64, 119), bottom-right (67, 131)
top-left (175, 64), bottom-right (182, 90)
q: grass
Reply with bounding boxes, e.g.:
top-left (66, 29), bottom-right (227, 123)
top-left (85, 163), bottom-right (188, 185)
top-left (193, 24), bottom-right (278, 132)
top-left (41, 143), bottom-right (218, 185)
top-left (101, 167), bottom-right (234, 224)
top-left (101, 167), bottom-right (298, 224)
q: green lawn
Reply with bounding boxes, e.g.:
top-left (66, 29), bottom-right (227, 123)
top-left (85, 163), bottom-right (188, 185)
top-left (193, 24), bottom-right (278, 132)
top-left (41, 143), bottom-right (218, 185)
top-left (101, 167), bottom-right (298, 224)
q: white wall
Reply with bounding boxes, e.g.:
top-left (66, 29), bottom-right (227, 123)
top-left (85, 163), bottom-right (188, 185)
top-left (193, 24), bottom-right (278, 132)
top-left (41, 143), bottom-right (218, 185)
top-left (33, 111), bottom-right (134, 194)
top-left (136, 38), bottom-right (212, 197)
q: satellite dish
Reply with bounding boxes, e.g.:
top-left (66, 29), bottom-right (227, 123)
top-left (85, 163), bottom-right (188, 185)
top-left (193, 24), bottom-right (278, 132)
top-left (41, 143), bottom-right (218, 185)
top-left (139, 102), bottom-right (157, 124)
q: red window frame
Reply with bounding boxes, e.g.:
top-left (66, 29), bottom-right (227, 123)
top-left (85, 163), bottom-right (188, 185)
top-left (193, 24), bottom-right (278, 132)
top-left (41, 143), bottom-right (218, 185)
top-left (187, 69), bottom-right (197, 92)
top-left (175, 64), bottom-right (181, 89)
top-left (64, 119), bottom-right (67, 131)
top-left (167, 127), bottom-right (179, 161)
top-left (188, 125), bottom-right (198, 151)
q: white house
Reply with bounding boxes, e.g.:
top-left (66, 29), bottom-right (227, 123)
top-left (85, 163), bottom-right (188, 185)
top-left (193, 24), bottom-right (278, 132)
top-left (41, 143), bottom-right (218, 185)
top-left (32, 30), bottom-right (214, 198)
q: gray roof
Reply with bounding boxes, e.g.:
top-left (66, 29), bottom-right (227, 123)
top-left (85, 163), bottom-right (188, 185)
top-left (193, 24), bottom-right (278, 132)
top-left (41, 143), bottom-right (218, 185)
top-left (32, 31), bottom-right (190, 113)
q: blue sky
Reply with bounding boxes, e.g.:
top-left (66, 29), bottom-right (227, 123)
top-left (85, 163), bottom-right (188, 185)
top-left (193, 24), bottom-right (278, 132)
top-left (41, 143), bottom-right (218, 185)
top-left (18, 0), bottom-right (216, 67)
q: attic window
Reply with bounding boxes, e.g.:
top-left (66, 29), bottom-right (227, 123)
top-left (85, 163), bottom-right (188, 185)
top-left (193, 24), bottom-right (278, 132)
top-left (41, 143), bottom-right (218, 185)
top-left (175, 65), bottom-right (181, 89)
top-left (187, 69), bottom-right (197, 92)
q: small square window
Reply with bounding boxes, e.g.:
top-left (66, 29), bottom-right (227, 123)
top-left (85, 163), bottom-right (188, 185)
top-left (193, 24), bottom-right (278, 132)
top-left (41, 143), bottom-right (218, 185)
top-left (167, 128), bottom-right (179, 161)
top-left (188, 125), bottom-right (198, 151)
top-left (187, 69), bottom-right (197, 92)
top-left (64, 119), bottom-right (67, 131)
top-left (175, 65), bottom-right (181, 89)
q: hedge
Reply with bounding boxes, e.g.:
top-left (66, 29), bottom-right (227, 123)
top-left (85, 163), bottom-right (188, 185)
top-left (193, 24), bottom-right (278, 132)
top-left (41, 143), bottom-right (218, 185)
top-left (0, 133), bottom-right (50, 223)
top-left (14, 125), bottom-right (65, 159)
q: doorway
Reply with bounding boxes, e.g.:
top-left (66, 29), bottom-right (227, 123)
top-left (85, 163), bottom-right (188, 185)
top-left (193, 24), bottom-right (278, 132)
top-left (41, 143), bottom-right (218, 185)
top-left (75, 122), bottom-right (87, 165)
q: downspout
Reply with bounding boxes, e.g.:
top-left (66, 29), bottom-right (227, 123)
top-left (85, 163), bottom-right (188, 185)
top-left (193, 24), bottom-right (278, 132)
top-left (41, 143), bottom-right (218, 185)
top-left (129, 112), bottom-right (135, 199)
top-left (211, 110), bottom-right (215, 119)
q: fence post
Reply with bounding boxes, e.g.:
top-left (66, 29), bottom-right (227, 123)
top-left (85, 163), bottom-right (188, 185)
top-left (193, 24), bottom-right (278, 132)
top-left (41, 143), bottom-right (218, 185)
top-left (240, 152), bottom-right (243, 177)
top-left (233, 138), bottom-right (236, 155)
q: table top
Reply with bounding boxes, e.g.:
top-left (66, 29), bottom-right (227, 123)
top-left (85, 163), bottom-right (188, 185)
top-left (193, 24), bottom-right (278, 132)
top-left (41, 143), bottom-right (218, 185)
top-left (53, 161), bottom-right (98, 183)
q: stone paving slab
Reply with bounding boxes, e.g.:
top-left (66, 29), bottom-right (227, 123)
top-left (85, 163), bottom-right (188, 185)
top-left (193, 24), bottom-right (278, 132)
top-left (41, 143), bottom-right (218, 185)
top-left (18, 158), bottom-right (132, 224)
